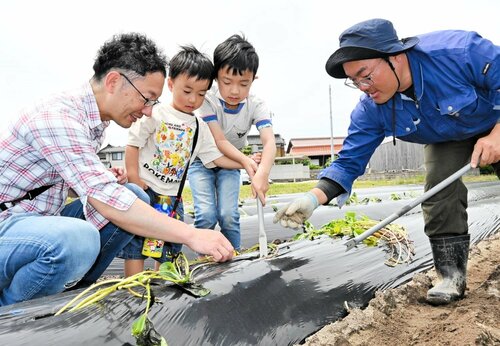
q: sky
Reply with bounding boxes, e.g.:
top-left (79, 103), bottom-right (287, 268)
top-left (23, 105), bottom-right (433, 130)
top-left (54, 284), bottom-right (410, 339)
top-left (1, 0), bottom-right (499, 147)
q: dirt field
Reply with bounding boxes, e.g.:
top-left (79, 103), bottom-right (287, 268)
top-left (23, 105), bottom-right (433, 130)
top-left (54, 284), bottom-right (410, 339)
top-left (301, 233), bottom-right (500, 346)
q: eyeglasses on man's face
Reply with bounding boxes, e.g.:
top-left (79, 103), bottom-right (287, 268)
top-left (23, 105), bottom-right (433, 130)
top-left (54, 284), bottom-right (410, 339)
top-left (344, 59), bottom-right (384, 89)
top-left (119, 73), bottom-right (160, 107)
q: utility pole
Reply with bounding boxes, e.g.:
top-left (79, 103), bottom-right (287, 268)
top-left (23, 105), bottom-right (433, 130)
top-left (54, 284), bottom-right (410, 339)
top-left (329, 85), bottom-right (335, 163)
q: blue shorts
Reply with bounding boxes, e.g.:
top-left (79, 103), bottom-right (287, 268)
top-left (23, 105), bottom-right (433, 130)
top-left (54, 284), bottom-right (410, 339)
top-left (117, 188), bottom-right (184, 263)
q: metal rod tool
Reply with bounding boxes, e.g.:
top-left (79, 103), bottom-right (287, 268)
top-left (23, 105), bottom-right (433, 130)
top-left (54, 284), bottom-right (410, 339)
top-left (257, 197), bottom-right (268, 257)
top-left (344, 161), bottom-right (473, 251)
top-left (251, 145), bottom-right (268, 257)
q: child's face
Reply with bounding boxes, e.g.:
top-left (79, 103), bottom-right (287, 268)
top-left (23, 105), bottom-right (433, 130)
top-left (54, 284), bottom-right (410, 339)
top-left (217, 67), bottom-right (254, 109)
top-left (167, 73), bottom-right (211, 114)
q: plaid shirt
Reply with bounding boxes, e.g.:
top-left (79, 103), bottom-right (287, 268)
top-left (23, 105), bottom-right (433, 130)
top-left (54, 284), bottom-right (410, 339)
top-left (0, 83), bottom-right (137, 229)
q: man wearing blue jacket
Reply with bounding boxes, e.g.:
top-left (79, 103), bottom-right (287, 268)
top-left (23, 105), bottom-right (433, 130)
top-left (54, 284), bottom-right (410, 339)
top-left (274, 19), bottom-right (499, 305)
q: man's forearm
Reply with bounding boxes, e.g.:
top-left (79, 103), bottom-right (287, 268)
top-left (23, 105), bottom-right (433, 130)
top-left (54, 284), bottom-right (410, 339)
top-left (90, 197), bottom-right (195, 244)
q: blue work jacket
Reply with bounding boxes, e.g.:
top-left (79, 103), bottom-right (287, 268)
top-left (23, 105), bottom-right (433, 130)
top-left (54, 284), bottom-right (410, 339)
top-left (319, 30), bottom-right (500, 204)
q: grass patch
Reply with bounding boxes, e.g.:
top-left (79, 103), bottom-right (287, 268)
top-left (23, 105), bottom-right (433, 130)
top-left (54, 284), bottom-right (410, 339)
top-left (181, 174), bottom-right (497, 205)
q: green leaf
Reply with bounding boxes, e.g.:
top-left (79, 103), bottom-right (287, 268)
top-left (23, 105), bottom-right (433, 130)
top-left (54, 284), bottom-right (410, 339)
top-left (363, 236), bottom-right (378, 247)
top-left (292, 233), bottom-right (306, 241)
top-left (131, 314), bottom-right (147, 337)
top-left (344, 211), bottom-right (357, 223)
top-left (303, 220), bottom-right (315, 232)
top-left (390, 193), bottom-right (401, 200)
top-left (159, 261), bottom-right (183, 281)
top-left (159, 261), bottom-right (176, 273)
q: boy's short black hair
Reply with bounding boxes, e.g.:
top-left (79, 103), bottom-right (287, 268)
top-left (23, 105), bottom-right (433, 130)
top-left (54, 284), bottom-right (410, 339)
top-left (214, 34), bottom-right (259, 78)
top-left (93, 32), bottom-right (168, 81)
top-left (169, 45), bottom-right (215, 90)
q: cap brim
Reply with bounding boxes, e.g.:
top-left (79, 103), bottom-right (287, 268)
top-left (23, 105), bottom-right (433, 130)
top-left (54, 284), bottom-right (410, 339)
top-left (325, 37), bottom-right (419, 78)
top-left (325, 47), bottom-right (385, 78)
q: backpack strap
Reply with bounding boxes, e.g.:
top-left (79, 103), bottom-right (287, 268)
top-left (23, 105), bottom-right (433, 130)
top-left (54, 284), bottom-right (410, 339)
top-left (170, 117), bottom-right (199, 216)
top-left (0, 184), bottom-right (55, 211)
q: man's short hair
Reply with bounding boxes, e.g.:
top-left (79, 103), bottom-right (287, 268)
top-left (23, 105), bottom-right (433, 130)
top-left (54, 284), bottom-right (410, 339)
top-left (169, 45), bottom-right (215, 90)
top-left (214, 34), bottom-right (259, 78)
top-left (93, 32), bottom-right (168, 81)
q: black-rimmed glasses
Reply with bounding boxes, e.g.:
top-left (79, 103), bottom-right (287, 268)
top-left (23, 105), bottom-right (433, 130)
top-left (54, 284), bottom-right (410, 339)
top-left (119, 73), bottom-right (160, 107)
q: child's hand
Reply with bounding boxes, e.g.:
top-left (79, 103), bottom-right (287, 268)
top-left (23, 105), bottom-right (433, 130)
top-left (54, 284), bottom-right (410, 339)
top-left (250, 152), bottom-right (262, 164)
top-left (109, 167), bottom-right (128, 184)
top-left (251, 170), bottom-right (269, 205)
top-left (243, 157), bottom-right (258, 178)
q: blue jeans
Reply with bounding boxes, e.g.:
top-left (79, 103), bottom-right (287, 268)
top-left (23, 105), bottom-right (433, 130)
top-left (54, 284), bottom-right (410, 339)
top-left (59, 183), bottom-right (150, 287)
top-left (0, 213), bottom-right (100, 306)
top-left (188, 158), bottom-right (241, 250)
top-left (117, 188), bottom-right (184, 263)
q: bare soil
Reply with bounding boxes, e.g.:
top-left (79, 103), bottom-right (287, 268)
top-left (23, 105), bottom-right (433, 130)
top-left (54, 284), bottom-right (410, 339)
top-left (301, 233), bottom-right (500, 346)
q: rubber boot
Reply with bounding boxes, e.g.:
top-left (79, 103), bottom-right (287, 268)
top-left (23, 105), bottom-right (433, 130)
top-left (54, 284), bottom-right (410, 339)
top-left (426, 234), bottom-right (470, 305)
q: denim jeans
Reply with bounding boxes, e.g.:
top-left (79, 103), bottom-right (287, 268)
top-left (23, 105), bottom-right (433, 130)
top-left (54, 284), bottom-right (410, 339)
top-left (117, 188), bottom-right (184, 263)
top-left (188, 158), bottom-right (241, 250)
top-left (59, 183), bottom-right (150, 287)
top-left (0, 213), bottom-right (100, 306)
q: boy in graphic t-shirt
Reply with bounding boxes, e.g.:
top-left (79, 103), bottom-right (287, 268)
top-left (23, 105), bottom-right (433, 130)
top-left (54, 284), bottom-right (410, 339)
top-left (188, 34), bottom-right (276, 251)
top-left (120, 45), bottom-right (241, 276)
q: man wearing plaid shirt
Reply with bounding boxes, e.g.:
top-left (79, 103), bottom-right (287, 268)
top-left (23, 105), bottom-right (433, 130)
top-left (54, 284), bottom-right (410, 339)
top-left (0, 33), bottom-right (234, 306)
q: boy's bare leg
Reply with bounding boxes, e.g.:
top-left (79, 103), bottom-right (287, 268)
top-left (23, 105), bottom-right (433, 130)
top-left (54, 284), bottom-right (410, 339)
top-left (154, 261), bottom-right (161, 271)
top-left (124, 259), bottom-right (145, 277)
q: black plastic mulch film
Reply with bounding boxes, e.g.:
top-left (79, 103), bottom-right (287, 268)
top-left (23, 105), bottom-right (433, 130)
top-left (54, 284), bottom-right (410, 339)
top-left (0, 182), bottom-right (498, 346)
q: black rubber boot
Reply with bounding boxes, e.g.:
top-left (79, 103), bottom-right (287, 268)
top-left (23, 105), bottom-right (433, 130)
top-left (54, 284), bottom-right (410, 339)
top-left (426, 234), bottom-right (470, 305)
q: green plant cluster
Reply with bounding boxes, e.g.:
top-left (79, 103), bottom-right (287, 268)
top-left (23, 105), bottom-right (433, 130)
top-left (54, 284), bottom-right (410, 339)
top-left (56, 253), bottom-right (209, 346)
top-left (293, 212), bottom-right (414, 266)
top-left (344, 192), bottom-right (382, 205)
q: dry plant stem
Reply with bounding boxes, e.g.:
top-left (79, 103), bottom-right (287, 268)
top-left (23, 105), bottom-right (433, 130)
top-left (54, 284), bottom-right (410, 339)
top-left (381, 233), bottom-right (398, 266)
top-left (391, 232), bottom-right (404, 265)
top-left (380, 231), bottom-right (408, 266)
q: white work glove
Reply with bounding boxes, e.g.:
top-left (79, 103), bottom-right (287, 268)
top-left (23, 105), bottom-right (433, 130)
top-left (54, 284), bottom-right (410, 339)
top-left (273, 192), bottom-right (319, 229)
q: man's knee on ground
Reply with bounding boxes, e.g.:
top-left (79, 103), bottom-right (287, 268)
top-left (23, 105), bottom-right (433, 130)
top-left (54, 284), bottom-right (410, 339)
top-left (54, 219), bottom-right (100, 270)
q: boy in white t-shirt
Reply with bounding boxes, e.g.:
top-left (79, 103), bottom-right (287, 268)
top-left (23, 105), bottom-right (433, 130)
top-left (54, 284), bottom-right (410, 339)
top-left (188, 34), bottom-right (276, 250)
top-left (119, 45), bottom-right (241, 276)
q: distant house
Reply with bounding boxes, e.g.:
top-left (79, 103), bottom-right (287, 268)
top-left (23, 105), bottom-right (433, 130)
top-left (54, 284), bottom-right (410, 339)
top-left (99, 137), bottom-right (426, 175)
top-left (287, 137), bottom-right (344, 166)
top-left (98, 144), bottom-right (126, 168)
top-left (246, 134), bottom-right (287, 157)
top-left (98, 133), bottom-right (287, 168)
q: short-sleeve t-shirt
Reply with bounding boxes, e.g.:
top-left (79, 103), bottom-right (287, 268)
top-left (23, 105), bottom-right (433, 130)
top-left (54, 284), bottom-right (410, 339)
top-left (128, 103), bottom-right (222, 195)
top-left (197, 86), bottom-right (273, 150)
